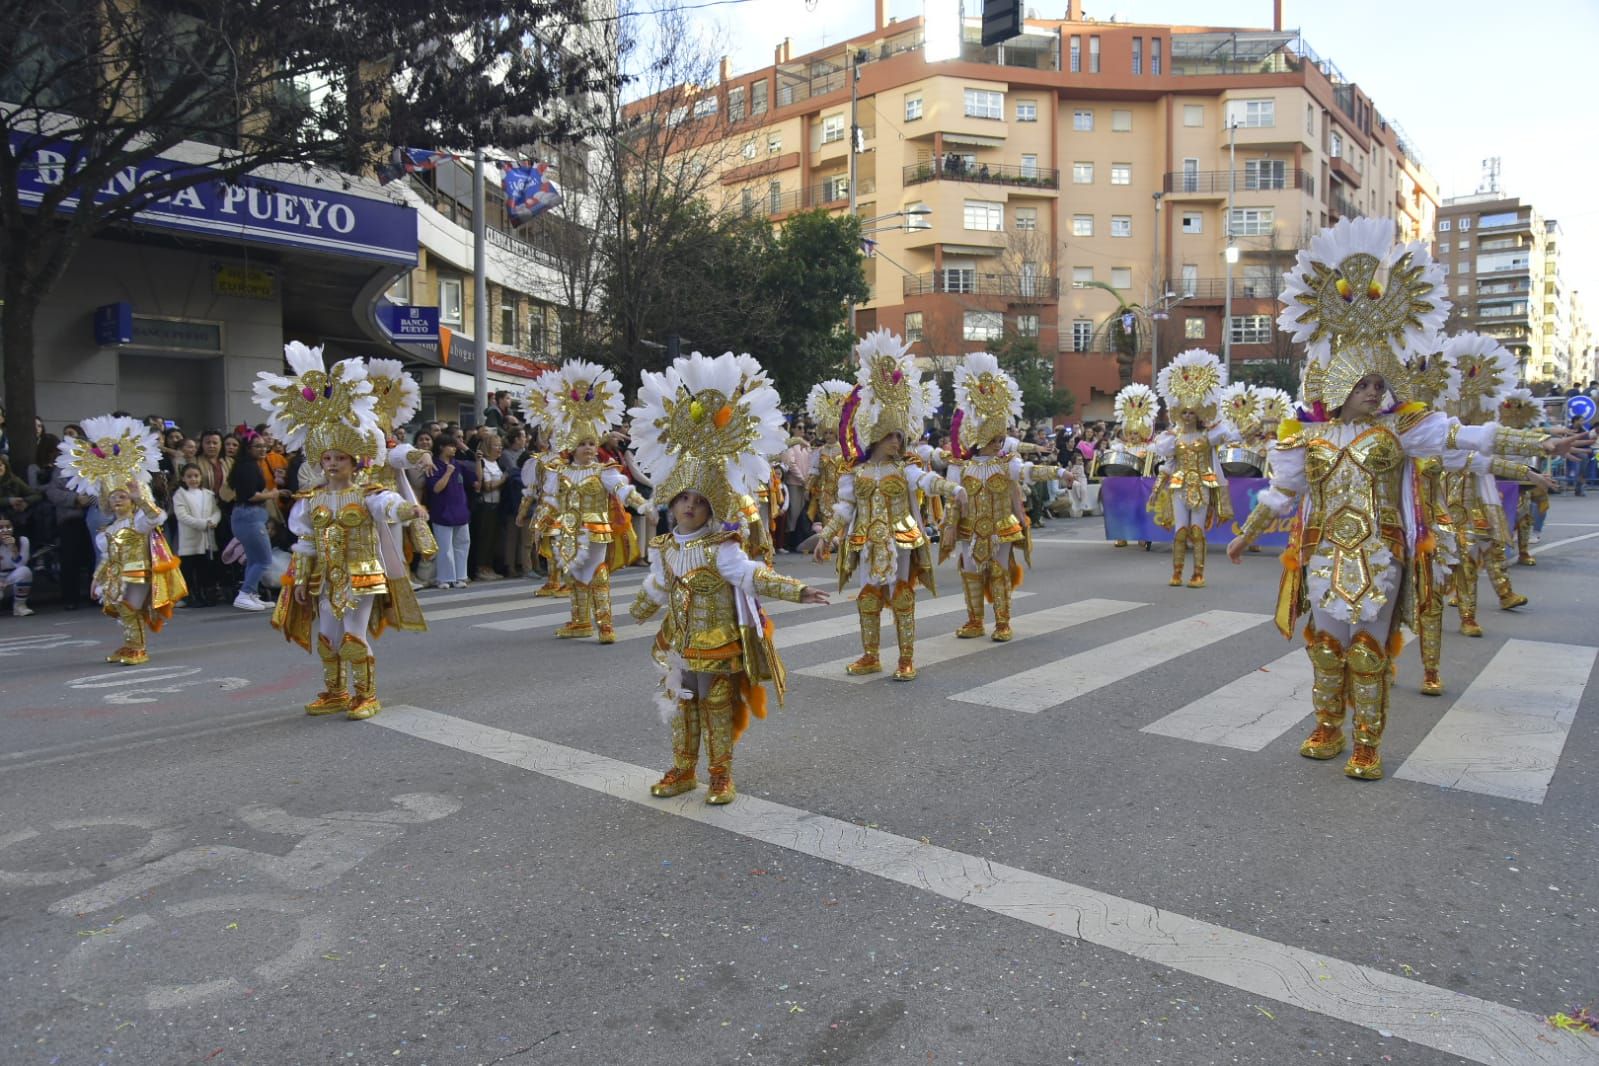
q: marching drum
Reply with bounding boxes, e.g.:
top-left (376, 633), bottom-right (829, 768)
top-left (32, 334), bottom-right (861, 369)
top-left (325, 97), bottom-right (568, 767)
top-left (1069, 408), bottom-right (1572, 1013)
top-left (1219, 445), bottom-right (1265, 478)
top-left (1095, 445), bottom-right (1144, 478)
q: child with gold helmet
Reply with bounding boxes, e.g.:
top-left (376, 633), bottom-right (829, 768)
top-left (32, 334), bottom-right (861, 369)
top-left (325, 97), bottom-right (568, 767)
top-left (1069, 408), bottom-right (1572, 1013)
top-left (1227, 219), bottom-right (1584, 780)
top-left (802, 379), bottom-right (853, 555)
top-left (362, 358), bottom-right (439, 569)
top-left (813, 329), bottom-right (964, 682)
top-left (254, 343), bottom-right (429, 720)
top-left (1497, 387), bottom-right (1551, 566)
top-left (1149, 348), bottom-right (1235, 589)
top-left (1104, 383), bottom-right (1160, 547)
top-left (627, 352), bottom-right (829, 805)
top-left (531, 359), bottom-right (650, 644)
top-left (943, 352), bottom-right (1071, 641)
top-left (512, 373), bottom-right (569, 598)
top-left (56, 416), bottom-right (188, 665)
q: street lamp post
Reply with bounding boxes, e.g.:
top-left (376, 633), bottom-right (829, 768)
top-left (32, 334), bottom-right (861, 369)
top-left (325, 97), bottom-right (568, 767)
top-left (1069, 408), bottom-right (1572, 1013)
top-left (1222, 119), bottom-right (1238, 372)
top-left (1151, 190), bottom-right (1163, 383)
top-left (851, 207), bottom-right (932, 336)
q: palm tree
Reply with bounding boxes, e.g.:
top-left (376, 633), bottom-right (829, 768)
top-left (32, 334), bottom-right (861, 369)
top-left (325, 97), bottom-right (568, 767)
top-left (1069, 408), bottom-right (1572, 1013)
top-left (1079, 280), bottom-right (1145, 389)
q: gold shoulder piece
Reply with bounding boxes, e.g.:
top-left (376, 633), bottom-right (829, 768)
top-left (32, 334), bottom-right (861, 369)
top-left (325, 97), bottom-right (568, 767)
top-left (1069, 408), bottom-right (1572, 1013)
top-left (649, 532), bottom-right (673, 551)
top-left (1395, 405), bottom-right (1432, 434)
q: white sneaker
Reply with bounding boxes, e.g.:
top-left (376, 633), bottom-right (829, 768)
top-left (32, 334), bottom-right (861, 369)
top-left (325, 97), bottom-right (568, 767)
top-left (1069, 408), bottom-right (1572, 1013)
top-left (234, 592), bottom-right (269, 612)
top-left (1531, 533), bottom-right (1542, 544)
top-left (13, 604), bottom-right (33, 617)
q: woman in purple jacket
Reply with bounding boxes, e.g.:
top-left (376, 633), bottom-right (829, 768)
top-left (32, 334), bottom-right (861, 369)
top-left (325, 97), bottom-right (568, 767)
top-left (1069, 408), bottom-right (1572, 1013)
top-left (425, 435), bottom-right (479, 588)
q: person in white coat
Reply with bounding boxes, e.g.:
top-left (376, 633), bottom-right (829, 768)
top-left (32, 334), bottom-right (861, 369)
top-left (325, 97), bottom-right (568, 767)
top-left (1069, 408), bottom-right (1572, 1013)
top-left (171, 464), bottom-right (221, 607)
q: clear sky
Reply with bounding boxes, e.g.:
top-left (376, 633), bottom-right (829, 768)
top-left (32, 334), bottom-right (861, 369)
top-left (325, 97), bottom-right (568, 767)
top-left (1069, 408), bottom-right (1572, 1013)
top-left (691, 0), bottom-right (1599, 355)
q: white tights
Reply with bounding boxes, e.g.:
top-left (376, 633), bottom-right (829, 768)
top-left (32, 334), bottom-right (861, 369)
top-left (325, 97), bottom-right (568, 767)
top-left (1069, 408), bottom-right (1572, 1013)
top-left (317, 595), bottom-right (374, 652)
top-left (1171, 496), bottom-right (1209, 530)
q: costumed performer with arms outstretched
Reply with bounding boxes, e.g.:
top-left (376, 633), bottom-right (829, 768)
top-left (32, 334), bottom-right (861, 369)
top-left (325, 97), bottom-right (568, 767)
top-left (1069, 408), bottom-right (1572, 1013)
top-left (1148, 349), bottom-right (1234, 588)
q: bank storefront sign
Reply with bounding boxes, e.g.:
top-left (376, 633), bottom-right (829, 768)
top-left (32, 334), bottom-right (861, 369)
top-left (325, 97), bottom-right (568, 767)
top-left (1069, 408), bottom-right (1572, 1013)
top-left (11, 133), bottom-right (417, 265)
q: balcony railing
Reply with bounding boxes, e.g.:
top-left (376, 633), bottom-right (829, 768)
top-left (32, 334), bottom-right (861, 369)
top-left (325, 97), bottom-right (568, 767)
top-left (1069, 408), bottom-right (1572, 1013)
top-left (741, 178), bottom-right (875, 218)
top-left (1167, 277), bottom-right (1282, 301)
top-left (1331, 193), bottom-right (1362, 219)
top-left (904, 272), bottom-right (1061, 301)
top-left (904, 160), bottom-right (1059, 190)
top-left (1162, 169), bottom-right (1312, 195)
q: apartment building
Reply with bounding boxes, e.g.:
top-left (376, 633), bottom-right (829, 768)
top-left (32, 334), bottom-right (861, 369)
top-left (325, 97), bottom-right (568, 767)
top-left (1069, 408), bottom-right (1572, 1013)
top-left (652, 0), bottom-right (1437, 415)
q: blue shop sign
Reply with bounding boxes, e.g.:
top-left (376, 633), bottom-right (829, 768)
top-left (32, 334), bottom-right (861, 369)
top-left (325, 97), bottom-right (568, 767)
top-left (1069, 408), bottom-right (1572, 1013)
top-left (377, 304), bottom-right (441, 343)
top-left (94, 302), bottom-right (133, 346)
top-left (11, 133), bottom-right (417, 265)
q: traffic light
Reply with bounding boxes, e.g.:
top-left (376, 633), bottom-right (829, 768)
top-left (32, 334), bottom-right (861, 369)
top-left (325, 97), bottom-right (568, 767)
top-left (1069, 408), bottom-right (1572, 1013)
top-left (980, 0), bottom-right (1022, 47)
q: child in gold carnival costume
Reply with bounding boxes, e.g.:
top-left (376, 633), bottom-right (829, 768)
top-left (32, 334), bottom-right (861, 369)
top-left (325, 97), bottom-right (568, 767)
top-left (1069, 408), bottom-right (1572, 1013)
top-left (363, 358), bottom-right (439, 567)
top-left (804, 379), bottom-right (853, 553)
top-left (1227, 218), bottom-right (1583, 779)
top-left (513, 375), bottom-right (569, 598)
top-left (57, 416), bottom-right (187, 664)
top-left (1497, 388), bottom-right (1550, 567)
top-left (1106, 383), bottom-right (1159, 547)
top-left (1150, 349), bottom-right (1234, 588)
top-left (943, 352), bottom-right (1068, 641)
top-left (532, 360), bottom-right (650, 643)
top-left (627, 352), bottom-right (829, 804)
top-left (1401, 344), bottom-right (1467, 696)
top-left (255, 344), bottom-right (428, 719)
top-left (814, 329), bottom-right (963, 681)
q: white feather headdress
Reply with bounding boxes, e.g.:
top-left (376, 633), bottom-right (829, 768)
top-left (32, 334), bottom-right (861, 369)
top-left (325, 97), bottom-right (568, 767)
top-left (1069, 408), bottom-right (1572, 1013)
top-left (1156, 349), bottom-right (1226, 416)
top-left (364, 357), bottom-right (421, 432)
top-left (806, 379), bottom-right (853, 433)
top-left (252, 342), bottom-right (383, 463)
top-left (1113, 383), bottom-right (1157, 433)
top-left (1442, 332), bottom-right (1518, 421)
top-left (1251, 387), bottom-right (1294, 426)
top-left (843, 328), bottom-right (931, 461)
top-left (547, 359), bottom-right (626, 451)
top-left (952, 351), bottom-right (1022, 457)
top-left (54, 415), bottom-right (163, 497)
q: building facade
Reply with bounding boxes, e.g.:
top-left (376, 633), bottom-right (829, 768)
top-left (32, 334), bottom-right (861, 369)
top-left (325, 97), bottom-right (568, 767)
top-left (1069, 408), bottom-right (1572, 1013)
top-left (655, 1), bottom-right (1437, 416)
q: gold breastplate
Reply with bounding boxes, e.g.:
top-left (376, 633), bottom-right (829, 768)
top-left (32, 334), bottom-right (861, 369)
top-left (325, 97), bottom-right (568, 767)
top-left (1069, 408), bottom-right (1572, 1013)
top-left (960, 466), bottom-right (1021, 539)
top-left (1303, 424), bottom-right (1406, 608)
top-left (107, 523), bottom-right (151, 578)
top-left (854, 467), bottom-right (914, 530)
top-left (558, 469), bottom-right (612, 525)
top-left (659, 536), bottom-right (743, 670)
top-left (1174, 437), bottom-right (1212, 478)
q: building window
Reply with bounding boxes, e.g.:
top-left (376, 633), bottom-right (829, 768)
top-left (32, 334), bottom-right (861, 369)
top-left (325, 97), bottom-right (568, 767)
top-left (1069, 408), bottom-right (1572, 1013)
top-left (1459, 261), bottom-right (1471, 273)
top-left (728, 87), bottom-right (745, 122)
top-left (943, 267), bottom-right (977, 293)
top-left (824, 174), bottom-right (849, 200)
top-left (1245, 159), bottom-right (1286, 190)
top-left (1089, 35), bottom-right (1100, 73)
top-left (1329, 131), bottom-right (1342, 158)
top-left (1180, 264), bottom-right (1198, 294)
top-left (963, 199), bottom-right (1004, 231)
top-left (1440, 264), bottom-right (1450, 276)
top-left (1073, 162), bottom-right (1094, 184)
top-left (1459, 218), bottom-right (1471, 231)
top-left (1230, 207), bottom-right (1274, 236)
top-left (768, 180), bottom-right (782, 212)
top-left (904, 311), bottom-right (923, 343)
top-left (1459, 238), bottom-right (1470, 249)
top-left (768, 134), bottom-right (782, 154)
top-left (1069, 35), bottom-right (1081, 72)
top-left (529, 305), bottom-right (549, 353)
top-left (438, 277), bottom-right (464, 325)
top-left (1438, 241), bottom-right (1450, 254)
top-left (1439, 219), bottom-right (1451, 232)
top-left (1184, 317), bottom-right (1206, 340)
top-left (693, 97), bottom-right (718, 118)
top-left (1111, 267), bottom-right (1132, 289)
top-left (1183, 104), bottom-right (1203, 127)
top-left (1112, 109), bottom-right (1132, 132)
top-left (1071, 266), bottom-right (1093, 288)
top-left (964, 310), bottom-right (1003, 341)
top-left (500, 298), bottom-right (519, 347)
top-left (1229, 315), bottom-right (1273, 344)
top-left (1151, 36), bottom-right (1162, 75)
top-left (1014, 206), bottom-right (1037, 230)
top-left (1071, 214), bottom-right (1093, 237)
top-left (1111, 215), bottom-right (1132, 237)
top-left (1016, 100), bottom-right (1037, 122)
top-left (1456, 283), bottom-right (1469, 296)
top-left (388, 272), bottom-right (412, 303)
top-left (1227, 99), bottom-right (1275, 128)
top-left (1305, 103), bottom-right (1314, 135)
top-left (1073, 109), bottom-right (1093, 131)
top-left (1132, 37), bottom-right (1142, 75)
top-left (821, 114), bottom-right (845, 143)
top-left (905, 94), bottom-right (923, 121)
top-left (752, 80), bottom-right (768, 115)
top-left (1016, 313), bottom-right (1041, 337)
top-left (1020, 154), bottom-right (1038, 178)
top-left (1110, 163), bottom-right (1131, 185)
top-left (964, 89), bottom-right (1003, 119)
top-left (1181, 211), bottom-right (1203, 234)
top-left (1072, 319), bottom-right (1093, 351)
top-left (741, 140), bottom-right (757, 160)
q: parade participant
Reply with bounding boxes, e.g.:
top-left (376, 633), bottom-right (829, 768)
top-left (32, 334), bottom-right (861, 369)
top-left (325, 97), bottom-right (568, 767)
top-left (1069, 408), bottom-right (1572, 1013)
top-left (255, 343), bottom-right (428, 719)
top-left (1496, 387), bottom-right (1549, 567)
top-left (1149, 349), bottom-right (1233, 588)
top-left (1227, 218), bottom-right (1585, 779)
top-left (627, 351), bottom-right (829, 804)
top-left (1401, 344), bottom-right (1466, 696)
top-left (56, 415), bottom-right (187, 664)
top-left (532, 359), bottom-right (649, 644)
top-left (803, 380), bottom-right (852, 554)
top-left (513, 376), bottom-right (569, 598)
top-left (1106, 383), bottom-right (1159, 548)
top-left (814, 329), bottom-right (962, 681)
top-left (944, 352), bottom-right (1069, 641)
top-left (1216, 382), bottom-right (1256, 451)
top-left (1247, 387), bottom-right (1294, 454)
top-left (0, 516), bottom-right (33, 616)
top-left (363, 358), bottom-right (438, 569)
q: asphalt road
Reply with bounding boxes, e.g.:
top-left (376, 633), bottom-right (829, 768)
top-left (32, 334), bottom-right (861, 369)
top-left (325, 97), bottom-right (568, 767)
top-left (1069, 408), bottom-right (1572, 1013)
top-left (3, 495), bottom-right (1598, 1066)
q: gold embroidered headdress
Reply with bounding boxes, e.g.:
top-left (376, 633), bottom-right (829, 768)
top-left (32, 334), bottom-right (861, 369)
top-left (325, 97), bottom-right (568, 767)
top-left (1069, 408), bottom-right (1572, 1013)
top-left (1251, 386), bottom-right (1294, 427)
top-left (518, 373), bottom-right (553, 434)
top-left (1113, 383), bottom-right (1158, 441)
top-left (805, 380), bottom-right (853, 435)
top-left (1497, 387), bottom-right (1540, 430)
top-left (1279, 219), bottom-right (1448, 411)
top-left (253, 342), bottom-right (383, 466)
top-left (1216, 382), bottom-right (1256, 435)
top-left (547, 359), bottom-right (626, 452)
top-left (951, 352), bottom-right (1022, 457)
top-left (628, 351), bottom-right (788, 524)
top-left (842, 329), bottom-right (934, 461)
top-left (1156, 348), bottom-right (1226, 419)
top-left (1443, 332), bottom-right (1517, 424)
top-left (54, 414), bottom-right (163, 498)
top-left (1404, 339), bottom-right (1454, 408)
top-left (363, 358), bottom-right (420, 438)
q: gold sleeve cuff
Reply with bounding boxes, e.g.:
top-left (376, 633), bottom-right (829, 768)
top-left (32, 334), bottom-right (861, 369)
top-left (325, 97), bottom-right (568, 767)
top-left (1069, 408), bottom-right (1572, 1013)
top-left (753, 569), bottom-right (807, 603)
top-left (625, 490), bottom-right (649, 512)
top-left (1489, 457), bottom-right (1531, 481)
top-left (1445, 423), bottom-right (1462, 451)
top-left (394, 502), bottom-right (419, 522)
top-left (818, 517), bottom-right (844, 543)
top-left (1029, 465), bottom-right (1064, 483)
top-left (628, 589), bottom-right (660, 624)
top-left (1239, 504), bottom-right (1276, 542)
top-left (929, 475), bottom-right (960, 499)
top-left (1493, 426), bottom-right (1547, 458)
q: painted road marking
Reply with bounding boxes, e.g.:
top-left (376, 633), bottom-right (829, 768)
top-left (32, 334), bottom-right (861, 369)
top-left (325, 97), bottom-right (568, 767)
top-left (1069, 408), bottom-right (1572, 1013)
top-left (768, 590), bottom-right (1035, 651)
top-left (1531, 530), bottom-right (1599, 554)
top-left (371, 706), bottom-right (1593, 1066)
top-left (796, 598), bottom-right (1146, 684)
top-left (1394, 639), bottom-right (1598, 804)
top-left (1141, 649), bottom-right (1315, 750)
top-left (950, 609), bottom-right (1271, 714)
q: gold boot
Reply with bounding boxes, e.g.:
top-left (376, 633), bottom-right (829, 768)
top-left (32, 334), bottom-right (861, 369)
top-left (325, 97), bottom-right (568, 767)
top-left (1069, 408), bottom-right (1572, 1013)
top-left (989, 565), bottom-right (1014, 642)
top-left (106, 602), bottom-right (149, 665)
top-left (556, 579), bottom-right (594, 638)
top-left (889, 580), bottom-right (918, 680)
top-left (1487, 550), bottom-right (1528, 609)
top-left (343, 635), bottom-right (381, 720)
top-left (1344, 632), bottom-right (1389, 780)
top-left (1169, 527), bottom-right (1187, 587)
top-left (1186, 525), bottom-right (1207, 588)
top-left (1516, 512), bottom-right (1536, 566)
top-left (702, 677), bottom-right (737, 805)
top-left (1456, 552), bottom-right (1483, 637)
top-left (1300, 627), bottom-right (1348, 760)
top-left (650, 697), bottom-right (701, 797)
top-left (305, 634), bottom-right (350, 715)
top-left (1418, 601), bottom-right (1444, 697)
top-left (955, 568), bottom-right (986, 639)
top-left (846, 586), bottom-right (883, 675)
top-left (591, 565), bottom-right (616, 643)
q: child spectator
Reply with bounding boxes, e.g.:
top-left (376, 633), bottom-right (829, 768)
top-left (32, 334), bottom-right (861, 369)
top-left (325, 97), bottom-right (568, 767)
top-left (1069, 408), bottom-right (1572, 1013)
top-left (0, 516), bottom-right (33, 616)
top-left (172, 463), bottom-right (221, 607)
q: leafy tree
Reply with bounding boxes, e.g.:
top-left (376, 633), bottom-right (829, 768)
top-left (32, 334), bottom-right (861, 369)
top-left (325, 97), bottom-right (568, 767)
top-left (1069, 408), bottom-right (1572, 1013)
top-left (754, 210), bottom-right (868, 403)
top-left (1232, 359), bottom-right (1299, 394)
top-left (992, 333), bottom-right (1075, 427)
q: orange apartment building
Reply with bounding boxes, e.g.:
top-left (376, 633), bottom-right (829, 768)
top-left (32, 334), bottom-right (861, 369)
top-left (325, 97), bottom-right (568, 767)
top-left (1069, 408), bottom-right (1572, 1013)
top-left (650, 0), bottom-right (1438, 417)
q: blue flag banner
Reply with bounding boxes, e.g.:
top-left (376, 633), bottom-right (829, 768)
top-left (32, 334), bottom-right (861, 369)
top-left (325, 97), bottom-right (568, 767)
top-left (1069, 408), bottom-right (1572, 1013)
top-left (501, 160), bottom-right (563, 224)
top-left (377, 148), bottom-right (463, 185)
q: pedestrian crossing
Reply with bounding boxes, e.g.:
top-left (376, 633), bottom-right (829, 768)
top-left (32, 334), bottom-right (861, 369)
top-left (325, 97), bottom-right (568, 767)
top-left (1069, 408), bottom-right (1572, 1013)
top-left (412, 570), bottom-right (1596, 807)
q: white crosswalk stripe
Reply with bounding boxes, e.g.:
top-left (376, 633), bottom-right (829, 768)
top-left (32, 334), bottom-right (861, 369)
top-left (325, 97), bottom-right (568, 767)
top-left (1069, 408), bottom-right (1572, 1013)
top-left (949, 609), bottom-right (1271, 714)
top-left (797, 598), bottom-right (1145, 684)
top-left (772, 590), bottom-right (1034, 651)
top-left (1140, 650), bottom-right (1314, 751)
top-left (1393, 639), bottom-right (1598, 804)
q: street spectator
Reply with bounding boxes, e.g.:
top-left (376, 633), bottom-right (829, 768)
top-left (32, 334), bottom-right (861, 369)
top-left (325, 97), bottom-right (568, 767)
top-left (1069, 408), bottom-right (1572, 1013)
top-left (226, 435), bottom-right (282, 611)
top-left (780, 432), bottom-right (813, 552)
top-left (426, 434), bottom-right (478, 588)
top-left (0, 515), bottom-right (33, 616)
top-left (472, 428), bottom-right (506, 581)
top-left (0, 453), bottom-right (43, 536)
top-left (44, 447), bottom-right (94, 610)
top-left (61, 422), bottom-right (84, 440)
top-left (484, 390), bottom-right (512, 428)
top-left (172, 463), bottom-right (220, 608)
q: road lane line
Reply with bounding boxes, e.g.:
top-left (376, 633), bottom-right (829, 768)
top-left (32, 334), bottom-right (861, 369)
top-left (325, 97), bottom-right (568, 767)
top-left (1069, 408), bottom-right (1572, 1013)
top-left (0, 713), bottom-right (289, 774)
top-left (949, 609), bottom-right (1271, 714)
top-left (1530, 530), bottom-right (1599, 554)
top-left (796, 598), bottom-right (1146, 684)
top-left (1141, 649), bottom-right (1314, 750)
top-left (370, 705), bottom-right (1592, 1066)
top-left (1394, 639), bottom-right (1597, 804)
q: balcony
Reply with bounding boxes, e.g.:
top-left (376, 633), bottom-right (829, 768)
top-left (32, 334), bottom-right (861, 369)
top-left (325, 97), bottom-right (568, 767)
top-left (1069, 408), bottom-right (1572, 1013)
top-left (904, 159), bottom-right (1059, 190)
top-left (742, 178), bottom-right (875, 218)
top-left (1328, 155), bottom-right (1362, 188)
top-left (1169, 276), bottom-right (1282, 302)
top-left (1162, 169), bottom-right (1313, 196)
top-left (1331, 192), bottom-right (1362, 220)
top-left (904, 272), bottom-right (1061, 302)
top-left (1170, 30), bottom-right (1310, 77)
